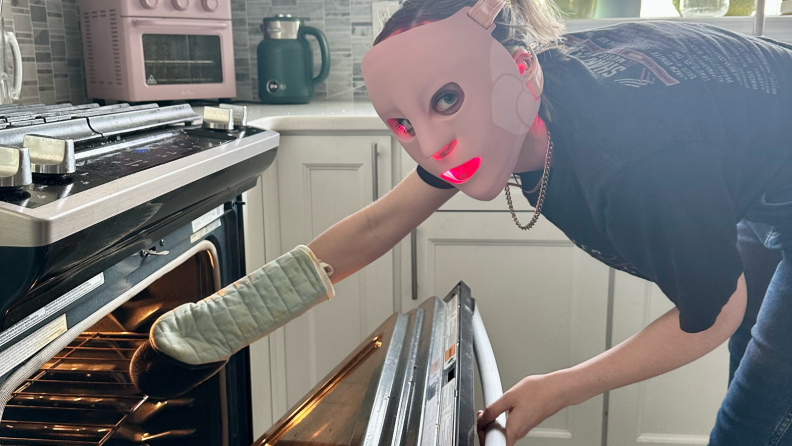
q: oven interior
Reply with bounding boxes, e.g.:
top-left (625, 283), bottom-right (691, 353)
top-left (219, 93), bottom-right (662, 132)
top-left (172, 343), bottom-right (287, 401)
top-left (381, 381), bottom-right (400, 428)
top-left (0, 250), bottom-right (230, 446)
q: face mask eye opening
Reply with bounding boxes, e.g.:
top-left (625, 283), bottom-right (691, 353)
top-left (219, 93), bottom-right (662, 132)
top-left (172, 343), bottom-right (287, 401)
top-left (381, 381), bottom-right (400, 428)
top-left (431, 83), bottom-right (464, 116)
top-left (387, 118), bottom-right (415, 140)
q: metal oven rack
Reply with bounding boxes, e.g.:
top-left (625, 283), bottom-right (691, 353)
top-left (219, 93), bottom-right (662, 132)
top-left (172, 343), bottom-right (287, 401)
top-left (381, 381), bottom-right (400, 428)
top-left (0, 333), bottom-right (195, 446)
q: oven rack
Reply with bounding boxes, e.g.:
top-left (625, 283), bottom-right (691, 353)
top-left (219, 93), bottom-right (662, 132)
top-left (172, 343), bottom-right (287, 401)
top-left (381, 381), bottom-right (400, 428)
top-left (0, 332), bottom-right (196, 446)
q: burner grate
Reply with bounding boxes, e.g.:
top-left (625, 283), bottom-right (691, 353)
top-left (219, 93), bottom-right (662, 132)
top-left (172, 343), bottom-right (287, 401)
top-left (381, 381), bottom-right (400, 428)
top-left (0, 333), bottom-right (163, 446)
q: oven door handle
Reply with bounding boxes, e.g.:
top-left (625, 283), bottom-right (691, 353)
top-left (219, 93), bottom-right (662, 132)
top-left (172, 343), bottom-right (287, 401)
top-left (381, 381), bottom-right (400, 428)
top-left (472, 305), bottom-right (507, 446)
top-left (131, 18), bottom-right (230, 29)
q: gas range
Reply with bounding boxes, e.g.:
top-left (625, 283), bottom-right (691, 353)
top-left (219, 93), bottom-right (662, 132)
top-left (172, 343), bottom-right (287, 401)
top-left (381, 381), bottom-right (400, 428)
top-left (0, 102), bottom-right (277, 248)
top-left (0, 101), bottom-right (278, 331)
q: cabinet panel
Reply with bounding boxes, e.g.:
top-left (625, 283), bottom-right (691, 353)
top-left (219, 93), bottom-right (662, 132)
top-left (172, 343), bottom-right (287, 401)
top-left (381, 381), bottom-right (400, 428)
top-left (276, 134), bottom-right (395, 408)
top-left (407, 212), bottom-right (609, 446)
top-left (607, 271), bottom-right (729, 446)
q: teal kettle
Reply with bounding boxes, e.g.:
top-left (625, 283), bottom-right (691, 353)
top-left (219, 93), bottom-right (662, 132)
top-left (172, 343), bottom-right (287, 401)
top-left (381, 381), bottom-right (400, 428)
top-left (258, 15), bottom-right (330, 104)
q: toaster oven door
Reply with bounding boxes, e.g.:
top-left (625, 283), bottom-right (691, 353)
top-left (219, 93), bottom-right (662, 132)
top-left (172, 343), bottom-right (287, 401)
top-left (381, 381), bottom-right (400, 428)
top-left (121, 18), bottom-right (236, 101)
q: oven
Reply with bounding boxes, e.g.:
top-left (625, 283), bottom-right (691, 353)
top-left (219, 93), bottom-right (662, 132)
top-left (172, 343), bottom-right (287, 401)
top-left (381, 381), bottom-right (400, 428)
top-left (79, 0), bottom-right (236, 102)
top-left (0, 226), bottom-right (249, 445)
top-left (0, 102), bottom-right (277, 445)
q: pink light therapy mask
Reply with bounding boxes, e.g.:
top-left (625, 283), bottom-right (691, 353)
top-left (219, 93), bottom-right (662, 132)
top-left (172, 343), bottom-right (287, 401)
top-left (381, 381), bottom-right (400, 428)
top-left (361, 0), bottom-right (544, 201)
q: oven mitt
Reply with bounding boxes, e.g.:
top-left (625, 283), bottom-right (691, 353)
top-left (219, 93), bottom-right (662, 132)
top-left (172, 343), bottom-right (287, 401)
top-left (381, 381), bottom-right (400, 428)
top-left (130, 245), bottom-right (334, 397)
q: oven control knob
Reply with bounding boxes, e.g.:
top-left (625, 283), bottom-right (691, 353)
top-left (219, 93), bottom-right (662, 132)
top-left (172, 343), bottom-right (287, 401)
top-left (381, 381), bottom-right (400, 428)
top-left (0, 147), bottom-right (32, 188)
top-left (141, 0), bottom-right (158, 9)
top-left (172, 0), bottom-right (189, 10)
top-left (202, 0), bottom-right (219, 11)
top-left (202, 106), bottom-right (234, 131)
top-left (24, 135), bottom-right (76, 176)
top-left (218, 103), bottom-right (247, 127)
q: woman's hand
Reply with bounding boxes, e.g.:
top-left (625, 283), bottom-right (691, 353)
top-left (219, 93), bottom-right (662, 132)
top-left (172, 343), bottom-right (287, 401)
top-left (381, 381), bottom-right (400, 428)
top-left (476, 372), bottom-right (573, 446)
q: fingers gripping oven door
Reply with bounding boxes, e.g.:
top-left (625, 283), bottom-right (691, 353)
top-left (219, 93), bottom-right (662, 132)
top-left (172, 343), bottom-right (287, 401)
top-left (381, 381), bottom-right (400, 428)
top-left (0, 209), bottom-right (252, 446)
top-left (253, 282), bottom-right (507, 446)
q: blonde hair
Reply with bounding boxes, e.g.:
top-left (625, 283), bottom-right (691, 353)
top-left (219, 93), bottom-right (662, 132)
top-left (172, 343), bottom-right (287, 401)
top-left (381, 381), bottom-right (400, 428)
top-left (374, 0), bottom-right (565, 54)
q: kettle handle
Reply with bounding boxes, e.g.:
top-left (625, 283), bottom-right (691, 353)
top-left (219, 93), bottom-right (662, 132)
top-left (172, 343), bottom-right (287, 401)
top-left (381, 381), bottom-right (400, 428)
top-left (302, 26), bottom-right (331, 87)
top-left (5, 32), bottom-right (22, 101)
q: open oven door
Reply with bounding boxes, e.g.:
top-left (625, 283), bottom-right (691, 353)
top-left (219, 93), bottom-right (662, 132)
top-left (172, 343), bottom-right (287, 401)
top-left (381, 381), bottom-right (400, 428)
top-left (252, 282), bottom-right (507, 446)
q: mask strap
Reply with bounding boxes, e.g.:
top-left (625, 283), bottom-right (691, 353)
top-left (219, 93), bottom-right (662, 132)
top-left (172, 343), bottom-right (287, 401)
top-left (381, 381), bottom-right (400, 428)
top-left (467, 0), bottom-right (507, 28)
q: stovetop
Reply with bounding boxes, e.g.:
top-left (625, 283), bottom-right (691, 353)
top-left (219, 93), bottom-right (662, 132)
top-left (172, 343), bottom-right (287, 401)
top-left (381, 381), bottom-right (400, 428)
top-left (0, 102), bottom-right (280, 247)
top-left (0, 125), bottom-right (263, 210)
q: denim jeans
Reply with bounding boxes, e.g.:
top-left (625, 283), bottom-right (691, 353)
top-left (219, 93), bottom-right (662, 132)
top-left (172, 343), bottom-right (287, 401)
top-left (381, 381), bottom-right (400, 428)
top-left (709, 185), bottom-right (792, 446)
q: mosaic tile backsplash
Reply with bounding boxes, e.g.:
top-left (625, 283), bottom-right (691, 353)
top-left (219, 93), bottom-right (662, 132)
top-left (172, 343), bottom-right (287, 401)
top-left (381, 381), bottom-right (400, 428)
top-left (3, 0), bottom-right (87, 105)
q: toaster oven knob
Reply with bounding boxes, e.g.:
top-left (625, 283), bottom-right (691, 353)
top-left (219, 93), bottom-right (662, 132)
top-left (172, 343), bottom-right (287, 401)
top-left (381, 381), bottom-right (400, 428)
top-left (0, 147), bottom-right (32, 188)
top-left (172, 0), bottom-right (189, 10)
top-left (141, 0), bottom-right (158, 9)
top-left (202, 0), bottom-right (218, 11)
top-left (24, 135), bottom-right (76, 176)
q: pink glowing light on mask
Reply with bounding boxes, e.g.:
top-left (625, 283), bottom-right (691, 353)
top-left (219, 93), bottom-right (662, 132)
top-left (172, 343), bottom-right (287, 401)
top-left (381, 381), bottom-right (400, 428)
top-left (387, 118), bottom-right (411, 137)
top-left (441, 157), bottom-right (482, 184)
top-left (432, 140), bottom-right (457, 160)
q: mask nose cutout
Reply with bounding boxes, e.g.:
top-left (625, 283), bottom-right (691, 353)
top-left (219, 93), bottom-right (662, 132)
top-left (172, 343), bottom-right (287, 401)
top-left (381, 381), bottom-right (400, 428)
top-left (432, 140), bottom-right (457, 160)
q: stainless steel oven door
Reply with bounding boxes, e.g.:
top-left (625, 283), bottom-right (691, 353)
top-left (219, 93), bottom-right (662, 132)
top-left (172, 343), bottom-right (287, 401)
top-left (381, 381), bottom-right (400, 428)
top-left (252, 283), bottom-right (507, 446)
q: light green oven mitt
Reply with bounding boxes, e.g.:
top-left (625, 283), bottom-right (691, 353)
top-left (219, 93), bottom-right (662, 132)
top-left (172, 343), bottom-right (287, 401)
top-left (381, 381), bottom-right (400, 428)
top-left (150, 245), bottom-right (334, 365)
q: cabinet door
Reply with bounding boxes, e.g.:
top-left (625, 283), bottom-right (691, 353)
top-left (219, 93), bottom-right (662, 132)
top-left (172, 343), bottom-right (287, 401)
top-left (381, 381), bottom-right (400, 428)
top-left (407, 212), bottom-right (610, 446)
top-left (606, 271), bottom-right (729, 446)
top-left (276, 134), bottom-right (395, 408)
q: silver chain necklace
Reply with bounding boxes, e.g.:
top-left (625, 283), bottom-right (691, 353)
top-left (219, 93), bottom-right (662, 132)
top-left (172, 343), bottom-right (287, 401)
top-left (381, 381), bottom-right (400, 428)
top-left (504, 130), bottom-right (553, 231)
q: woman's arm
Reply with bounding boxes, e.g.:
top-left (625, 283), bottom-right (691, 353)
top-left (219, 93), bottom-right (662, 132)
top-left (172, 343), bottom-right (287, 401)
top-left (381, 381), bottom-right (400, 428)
top-left (308, 168), bottom-right (458, 284)
top-left (478, 275), bottom-right (747, 446)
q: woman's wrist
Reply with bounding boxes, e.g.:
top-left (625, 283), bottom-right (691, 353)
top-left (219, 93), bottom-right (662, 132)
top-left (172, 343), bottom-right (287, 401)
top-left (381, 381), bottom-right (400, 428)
top-left (548, 367), bottom-right (600, 407)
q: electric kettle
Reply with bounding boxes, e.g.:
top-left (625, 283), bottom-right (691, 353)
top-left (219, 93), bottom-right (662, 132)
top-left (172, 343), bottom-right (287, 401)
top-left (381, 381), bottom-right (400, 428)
top-left (0, 0), bottom-right (22, 104)
top-left (257, 15), bottom-right (330, 104)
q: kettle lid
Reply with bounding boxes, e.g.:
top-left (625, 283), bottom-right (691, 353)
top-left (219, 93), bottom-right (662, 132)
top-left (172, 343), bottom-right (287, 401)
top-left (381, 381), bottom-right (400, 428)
top-left (263, 13), bottom-right (302, 22)
top-left (261, 14), bottom-right (304, 39)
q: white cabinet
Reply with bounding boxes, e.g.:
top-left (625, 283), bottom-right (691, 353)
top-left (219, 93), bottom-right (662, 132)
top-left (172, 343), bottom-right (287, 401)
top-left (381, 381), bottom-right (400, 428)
top-left (606, 271), bottom-right (729, 446)
top-left (244, 132), bottom-right (395, 436)
top-left (275, 134), bottom-right (395, 409)
top-left (404, 211), bottom-right (610, 446)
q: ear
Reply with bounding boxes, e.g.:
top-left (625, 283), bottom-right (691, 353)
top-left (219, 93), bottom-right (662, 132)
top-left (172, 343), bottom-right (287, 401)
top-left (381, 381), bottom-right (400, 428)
top-left (512, 48), bottom-right (544, 100)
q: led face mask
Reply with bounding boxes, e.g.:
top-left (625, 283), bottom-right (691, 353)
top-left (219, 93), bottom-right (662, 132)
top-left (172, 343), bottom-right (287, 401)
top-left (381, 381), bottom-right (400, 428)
top-left (361, 0), bottom-right (543, 201)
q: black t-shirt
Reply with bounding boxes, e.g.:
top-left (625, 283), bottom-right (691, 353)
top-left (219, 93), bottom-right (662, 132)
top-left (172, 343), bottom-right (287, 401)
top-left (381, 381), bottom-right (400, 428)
top-left (416, 21), bottom-right (792, 333)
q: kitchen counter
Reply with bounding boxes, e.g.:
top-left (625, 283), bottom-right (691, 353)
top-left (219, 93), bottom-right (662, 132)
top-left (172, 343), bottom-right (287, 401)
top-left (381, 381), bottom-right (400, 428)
top-left (212, 101), bottom-right (387, 132)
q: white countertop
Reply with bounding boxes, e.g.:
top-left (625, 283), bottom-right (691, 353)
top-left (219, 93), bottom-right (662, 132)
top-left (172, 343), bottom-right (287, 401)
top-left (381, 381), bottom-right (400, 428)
top-left (232, 101), bottom-right (388, 132)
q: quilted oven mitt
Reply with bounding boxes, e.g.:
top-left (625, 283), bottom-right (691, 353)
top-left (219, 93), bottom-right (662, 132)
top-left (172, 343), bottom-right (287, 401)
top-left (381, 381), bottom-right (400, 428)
top-left (130, 245), bottom-right (334, 397)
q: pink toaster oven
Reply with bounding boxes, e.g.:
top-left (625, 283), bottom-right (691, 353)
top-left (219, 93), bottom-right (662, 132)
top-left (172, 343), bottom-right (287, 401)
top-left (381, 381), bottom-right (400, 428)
top-left (79, 0), bottom-right (237, 102)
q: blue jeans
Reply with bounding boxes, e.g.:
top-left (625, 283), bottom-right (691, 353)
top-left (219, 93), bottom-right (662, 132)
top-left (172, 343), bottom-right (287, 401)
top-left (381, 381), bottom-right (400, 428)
top-left (710, 185), bottom-right (792, 445)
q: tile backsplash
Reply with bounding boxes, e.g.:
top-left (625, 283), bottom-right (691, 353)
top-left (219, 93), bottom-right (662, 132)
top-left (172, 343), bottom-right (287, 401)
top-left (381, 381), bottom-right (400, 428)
top-left (231, 0), bottom-right (377, 102)
top-left (3, 0), bottom-right (87, 105)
